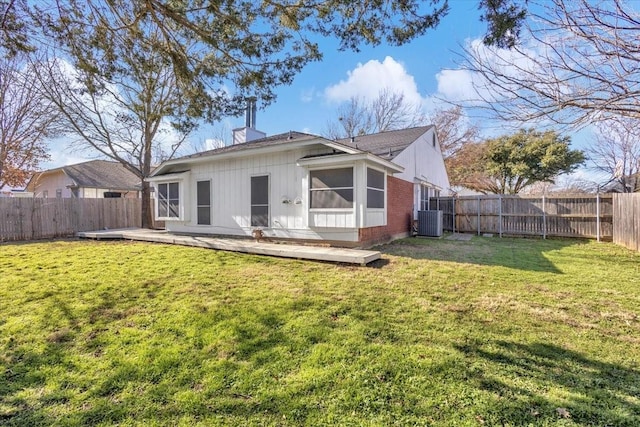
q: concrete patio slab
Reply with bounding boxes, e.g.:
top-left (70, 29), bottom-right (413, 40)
top-left (445, 233), bottom-right (473, 241)
top-left (77, 228), bottom-right (381, 265)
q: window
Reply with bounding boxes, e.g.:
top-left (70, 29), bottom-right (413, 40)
top-left (251, 175), bottom-right (269, 227)
top-left (420, 185), bottom-right (431, 211)
top-left (158, 182), bottom-right (180, 218)
top-left (56, 189), bottom-right (62, 198)
top-left (310, 168), bottom-right (353, 209)
top-left (367, 168), bottom-right (385, 208)
top-left (43, 190), bottom-right (48, 198)
top-left (103, 192), bottom-right (122, 198)
top-left (420, 185), bottom-right (428, 211)
top-left (197, 180), bottom-right (211, 225)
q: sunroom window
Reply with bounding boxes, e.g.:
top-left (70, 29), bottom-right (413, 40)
top-left (367, 168), bottom-right (385, 209)
top-left (310, 167), bottom-right (354, 209)
top-left (158, 182), bottom-right (180, 218)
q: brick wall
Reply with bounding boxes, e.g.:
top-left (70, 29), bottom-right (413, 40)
top-left (358, 176), bottom-right (414, 246)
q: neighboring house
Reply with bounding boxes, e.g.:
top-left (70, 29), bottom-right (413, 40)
top-left (26, 160), bottom-right (141, 198)
top-left (147, 124), bottom-right (450, 247)
top-left (602, 174), bottom-right (640, 193)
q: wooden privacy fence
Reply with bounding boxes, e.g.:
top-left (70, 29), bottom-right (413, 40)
top-left (429, 194), bottom-right (613, 240)
top-left (612, 193), bottom-right (640, 252)
top-left (0, 198), bottom-right (141, 241)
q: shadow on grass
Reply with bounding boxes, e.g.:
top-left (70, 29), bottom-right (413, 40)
top-left (0, 287), bottom-right (331, 426)
top-left (455, 340), bottom-right (640, 425)
top-left (379, 235), bottom-right (583, 273)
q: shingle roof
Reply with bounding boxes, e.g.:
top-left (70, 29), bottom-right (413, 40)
top-left (337, 126), bottom-right (433, 160)
top-left (177, 131), bottom-right (320, 160)
top-left (62, 160), bottom-right (140, 190)
top-left (152, 126), bottom-right (432, 177)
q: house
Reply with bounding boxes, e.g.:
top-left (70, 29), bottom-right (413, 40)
top-left (602, 174), bottom-right (640, 193)
top-left (147, 124), bottom-right (450, 247)
top-left (26, 160), bottom-right (141, 198)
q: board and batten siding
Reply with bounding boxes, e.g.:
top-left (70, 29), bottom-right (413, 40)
top-left (392, 128), bottom-right (451, 219)
top-left (161, 147), bottom-right (384, 242)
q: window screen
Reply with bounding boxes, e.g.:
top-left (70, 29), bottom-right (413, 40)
top-left (251, 175), bottom-right (269, 227)
top-left (367, 168), bottom-right (385, 208)
top-left (310, 168), bottom-right (354, 209)
top-left (197, 180), bottom-right (211, 225)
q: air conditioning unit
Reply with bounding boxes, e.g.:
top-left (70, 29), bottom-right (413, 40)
top-left (418, 210), bottom-right (443, 237)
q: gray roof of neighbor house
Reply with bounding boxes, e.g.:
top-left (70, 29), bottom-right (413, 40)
top-left (26, 160), bottom-right (141, 191)
top-left (337, 126), bottom-right (434, 160)
top-left (62, 160), bottom-right (141, 190)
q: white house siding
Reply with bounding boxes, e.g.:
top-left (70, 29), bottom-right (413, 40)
top-left (392, 128), bottom-right (451, 218)
top-left (162, 146), bottom-right (368, 242)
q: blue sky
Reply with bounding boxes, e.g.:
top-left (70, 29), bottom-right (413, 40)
top-left (43, 1), bottom-right (598, 185)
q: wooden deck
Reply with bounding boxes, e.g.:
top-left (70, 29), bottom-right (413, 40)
top-left (76, 228), bottom-right (381, 265)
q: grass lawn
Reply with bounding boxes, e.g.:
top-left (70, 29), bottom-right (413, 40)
top-left (0, 236), bottom-right (639, 426)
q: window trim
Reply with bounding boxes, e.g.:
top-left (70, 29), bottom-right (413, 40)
top-left (366, 167), bottom-right (385, 209)
top-left (196, 179), bottom-right (211, 226)
top-left (309, 166), bottom-right (355, 210)
top-left (157, 181), bottom-right (182, 220)
top-left (250, 174), bottom-right (270, 227)
top-left (420, 184), bottom-right (430, 211)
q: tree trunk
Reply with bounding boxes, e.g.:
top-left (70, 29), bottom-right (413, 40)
top-left (141, 180), bottom-right (153, 229)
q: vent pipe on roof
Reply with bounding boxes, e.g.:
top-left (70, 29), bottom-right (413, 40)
top-left (245, 97), bottom-right (257, 129)
top-left (350, 136), bottom-right (355, 143)
top-left (232, 97), bottom-right (265, 145)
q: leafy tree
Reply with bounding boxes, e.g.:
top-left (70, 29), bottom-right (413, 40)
top-left (450, 129), bottom-right (585, 194)
top-left (0, 54), bottom-right (58, 188)
top-left (323, 89), bottom-right (424, 139)
top-left (1, 0), bottom-right (33, 57)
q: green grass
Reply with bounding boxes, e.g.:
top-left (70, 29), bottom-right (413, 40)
top-left (0, 236), bottom-right (639, 426)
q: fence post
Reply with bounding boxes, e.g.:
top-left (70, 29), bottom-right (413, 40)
top-left (452, 197), bottom-right (456, 234)
top-left (596, 192), bottom-right (601, 242)
top-left (477, 195), bottom-right (481, 236)
top-left (499, 195), bottom-right (503, 238)
top-left (542, 195), bottom-right (547, 239)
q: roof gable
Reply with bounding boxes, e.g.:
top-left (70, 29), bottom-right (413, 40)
top-left (337, 126), bottom-right (433, 160)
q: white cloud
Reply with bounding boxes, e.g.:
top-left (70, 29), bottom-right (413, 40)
top-left (324, 56), bottom-right (425, 107)
top-left (435, 69), bottom-right (477, 102)
top-left (300, 88), bottom-right (315, 103)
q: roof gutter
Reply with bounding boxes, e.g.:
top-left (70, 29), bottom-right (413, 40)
top-left (297, 153), bottom-right (404, 173)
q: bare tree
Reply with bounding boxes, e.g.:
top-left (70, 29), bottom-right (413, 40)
top-left (37, 28), bottom-right (189, 227)
top-left (427, 105), bottom-right (480, 159)
top-left (588, 118), bottom-right (640, 193)
top-left (185, 122), bottom-right (233, 156)
top-left (323, 88), bottom-right (424, 139)
top-left (459, 0), bottom-right (640, 128)
top-left (0, 54), bottom-right (58, 188)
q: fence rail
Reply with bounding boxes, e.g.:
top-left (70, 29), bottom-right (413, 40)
top-left (613, 193), bottom-right (640, 252)
top-left (0, 198), bottom-right (141, 241)
top-left (430, 194), bottom-right (613, 240)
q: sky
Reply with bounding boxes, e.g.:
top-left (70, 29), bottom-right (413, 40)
top-left (42, 1), bottom-right (599, 186)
